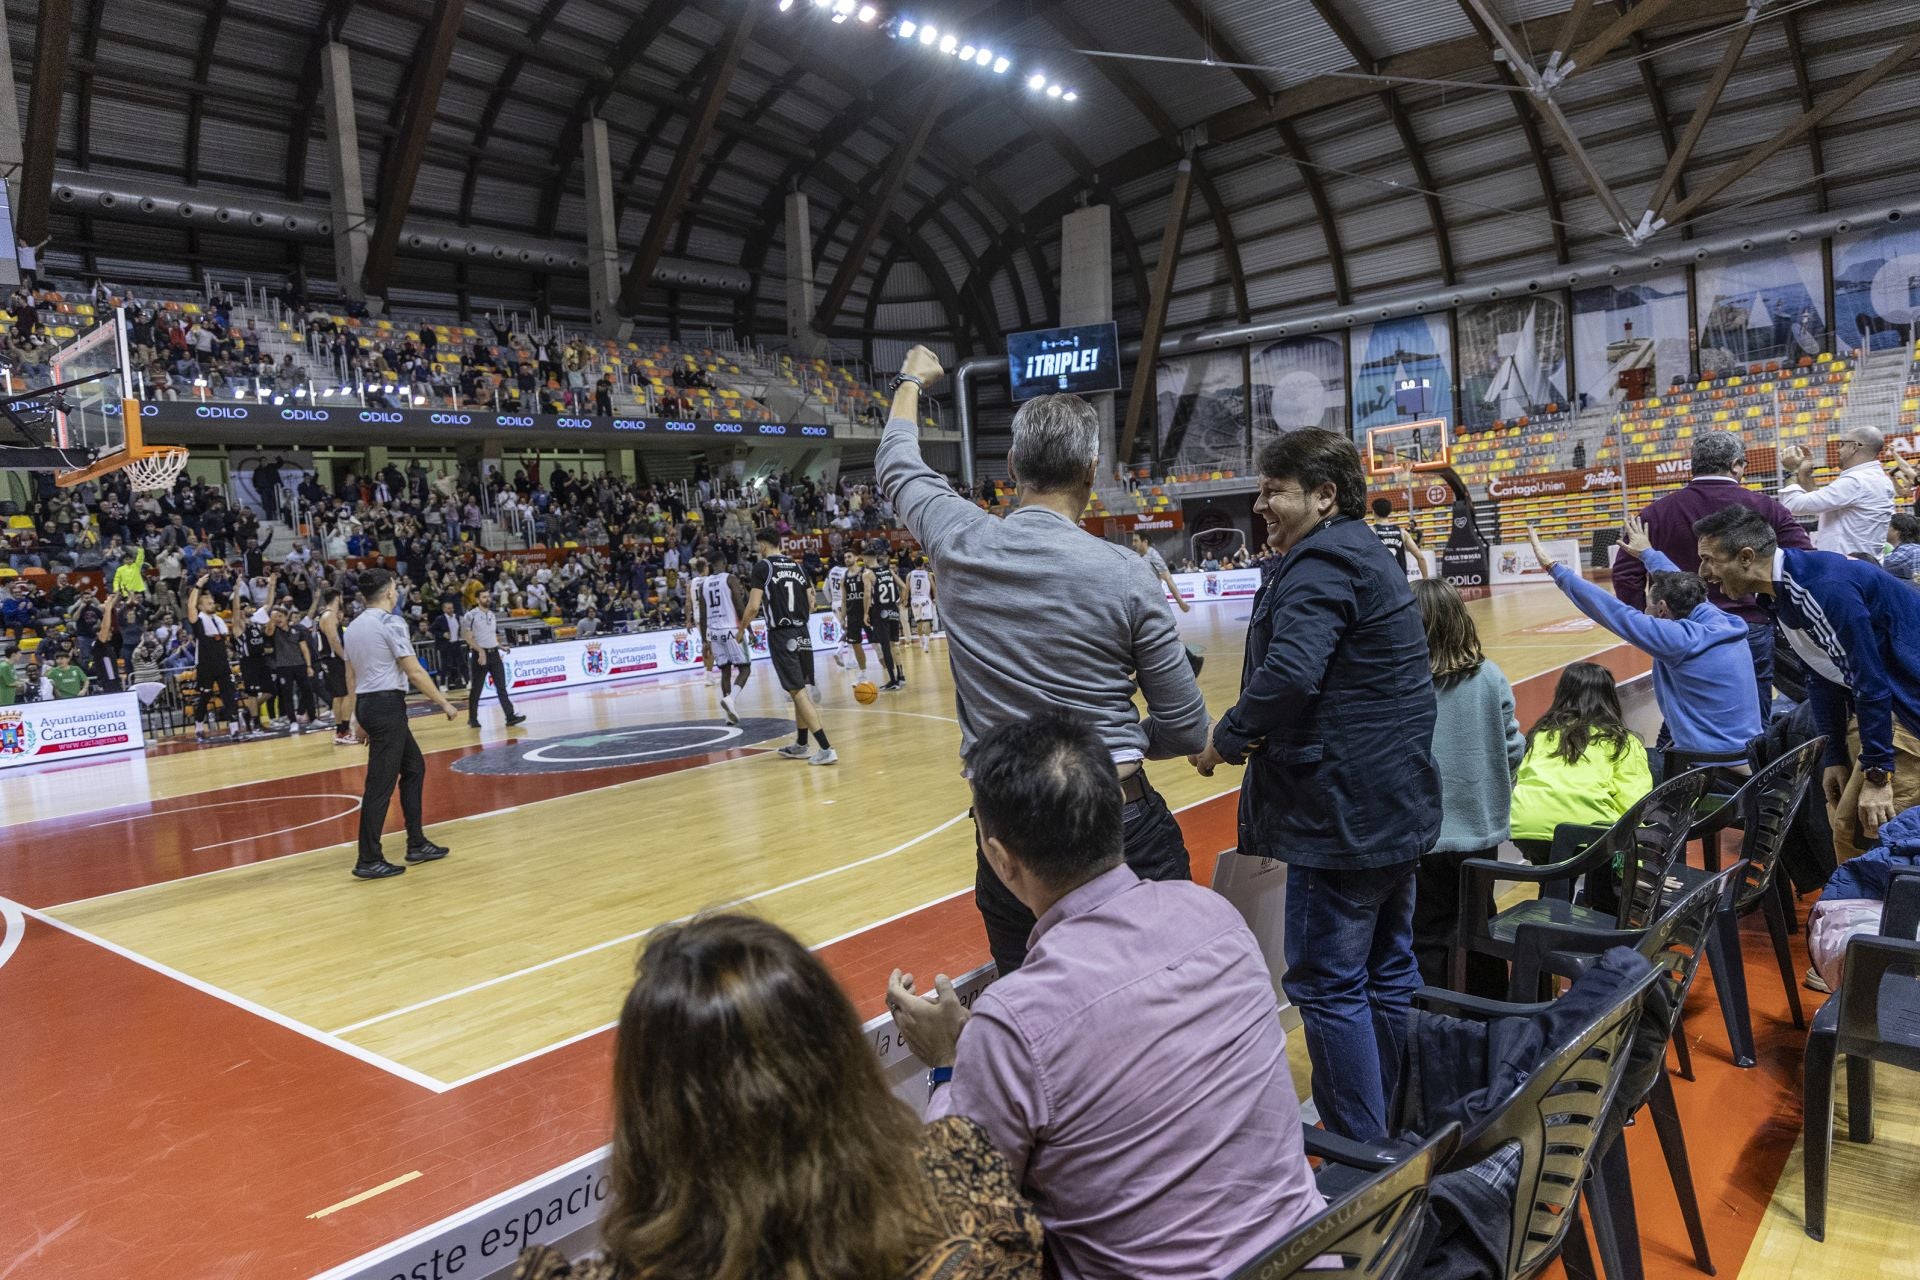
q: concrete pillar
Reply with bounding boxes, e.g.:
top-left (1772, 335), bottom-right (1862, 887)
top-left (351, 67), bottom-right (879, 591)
top-left (784, 190), bottom-right (827, 357)
top-left (1059, 204), bottom-right (1117, 467)
top-left (604, 447), bottom-right (634, 481)
top-left (320, 43), bottom-right (370, 302)
top-left (0, 16), bottom-right (22, 289)
top-left (581, 118), bottom-right (632, 340)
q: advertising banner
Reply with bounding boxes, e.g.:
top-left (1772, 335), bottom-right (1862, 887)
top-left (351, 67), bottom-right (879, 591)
top-left (0, 691), bottom-right (146, 770)
top-left (484, 614), bottom-right (839, 701)
top-left (1165, 568), bottom-right (1263, 605)
top-left (1492, 540), bottom-right (1582, 585)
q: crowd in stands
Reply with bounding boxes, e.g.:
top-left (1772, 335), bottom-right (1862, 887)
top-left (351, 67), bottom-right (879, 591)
top-left (0, 448), bottom-right (923, 723)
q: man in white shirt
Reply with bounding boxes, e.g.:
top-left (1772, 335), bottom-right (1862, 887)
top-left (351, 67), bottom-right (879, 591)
top-left (1779, 427), bottom-right (1897, 556)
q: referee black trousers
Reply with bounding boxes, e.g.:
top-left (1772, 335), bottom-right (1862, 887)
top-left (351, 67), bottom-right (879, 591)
top-left (356, 690), bottom-right (426, 867)
top-left (468, 648), bottom-right (515, 722)
top-left (973, 772), bottom-right (1191, 974)
top-left (192, 638), bottom-right (240, 725)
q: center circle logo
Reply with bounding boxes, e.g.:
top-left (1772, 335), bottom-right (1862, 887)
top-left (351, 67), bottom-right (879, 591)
top-left (451, 717), bottom-right (792, 775)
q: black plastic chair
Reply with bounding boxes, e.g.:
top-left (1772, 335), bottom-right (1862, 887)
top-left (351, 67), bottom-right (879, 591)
top-left (1305, 965), bottom-right (1663, 1280)
top-left (1803, 867), bottom-right (1920, 1242)
top-left (1664, 738), bottom-right (1825, 1067)
top-left (1453, 768), bottom-right (1710, 995)
top-left (1507, 862), bottom-right (1747, 1280)
top-left (1228, 1123), bottom-right (1459, 1280)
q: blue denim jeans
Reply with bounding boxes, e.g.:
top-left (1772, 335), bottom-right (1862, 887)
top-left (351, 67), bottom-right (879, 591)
top-left (1281, 861), bottom-right (1421, 1143)
top-left (1745, 618), bottom-right (1776, 727)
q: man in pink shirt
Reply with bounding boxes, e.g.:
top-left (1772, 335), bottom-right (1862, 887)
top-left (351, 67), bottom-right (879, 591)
top-left (888, 713), bottom-right (1323, 1280)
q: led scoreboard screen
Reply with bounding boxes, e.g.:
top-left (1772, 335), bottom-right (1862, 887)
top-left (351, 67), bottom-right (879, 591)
top-left (1006, 322), bottom-right (1121, 402)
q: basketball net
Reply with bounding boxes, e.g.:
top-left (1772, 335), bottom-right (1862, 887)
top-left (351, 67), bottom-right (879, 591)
top-left (120, 447), bottom-right (191, 492)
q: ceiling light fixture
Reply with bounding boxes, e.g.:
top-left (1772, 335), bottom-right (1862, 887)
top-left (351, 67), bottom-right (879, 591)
top-left (857, 4), bottom-right (876, 19)
top-left (992, 56), bottom-right (1009, 73)
top-left (1027, 72), bottom-right (1046, 90)
top-left (1062, 90), bottom-right (1077, 101)
top-left (975, 47), bottom-right (992, 66)
top-left (938, 33), bottom-right (957, 53)
top-left (1045, 83), bottom-right (1062, 97)
top-left (918, 24), bottom-right (936, 44)
top-left (897, 18), bottom-right (915, 36)
top-left (778, 0), bottom-right (794, 10)
top-left (959, 44), bottom-right (974, 59)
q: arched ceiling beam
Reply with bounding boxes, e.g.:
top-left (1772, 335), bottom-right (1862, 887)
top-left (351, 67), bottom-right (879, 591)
top-left (362, 0), bottom-right (468, 300)
top-left (620, 6), bottom-right (761, 315)
top-left (72, 0), bottom-right (104, 169)
top-left (815, 72), bottom-right (955, 332)
top-left (1301, 0), bottom-right (1456, 285)
top-left (455, 0), bottom-right (572, 226)
top-left (1462, 0), bottom-right (1631, 238)
top-left (1620, 17), bottom-right (1690, 235)
top-left (183, 0), bottom-right (231, 185)
top-left (1042, 3), bottom-right (1246, 324)
top-left (1779, 8), bottom-right (1829, 214)
top-left (1664, 25), bottom-right (1920, 227)
top-left (1161, 0), bottom-right (1348, 304)
top-left (1455, 0), bottom-right (1573, 261)
top-left (17, 0), bottom-right (76, 244)
top-left (1646, 13), bottom-right (1750, 220)
top-left (285, 0), bottom-right (356, 199)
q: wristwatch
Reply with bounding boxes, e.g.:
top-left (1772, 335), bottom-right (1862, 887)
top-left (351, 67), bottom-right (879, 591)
top-left (926, 1065), bottom-right (953, 1091)
top-left (1865, 767), bottom-right (1892, 788)
top-left (888, 373), bottom-right (924, 393)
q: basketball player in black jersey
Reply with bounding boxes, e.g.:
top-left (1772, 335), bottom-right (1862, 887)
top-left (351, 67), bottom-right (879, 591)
top-left (1369, 497), bottom-right (1425, 579)
top-left (186, 573), bottom-right (244, 740)
top-left (742, 527), bottom-right (836, 765)
top-left (315, 588), bottom-right (356, 745)
top-left (839, 547), bottom-right (873, 680)
top-left (865, 540), bottom-right (906, 692)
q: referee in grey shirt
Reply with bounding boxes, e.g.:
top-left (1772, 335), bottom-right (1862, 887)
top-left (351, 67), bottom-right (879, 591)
top-left (344, 568), bottom-right (459, 879)
top-left (877, 345), bottom-right (1211, 972)
top-left (462, 588), bottom-right (525, 729)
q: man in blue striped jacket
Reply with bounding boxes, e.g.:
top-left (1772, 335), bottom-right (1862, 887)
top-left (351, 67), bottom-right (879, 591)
top-left (1694, 505), bottom-right (1920, 852)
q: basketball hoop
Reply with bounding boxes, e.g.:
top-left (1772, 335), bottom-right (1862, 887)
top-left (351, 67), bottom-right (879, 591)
top-left (119, 447), bottom-right (191, 492)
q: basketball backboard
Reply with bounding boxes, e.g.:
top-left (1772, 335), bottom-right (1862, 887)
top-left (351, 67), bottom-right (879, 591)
top-left (42, 308), bottom-right (184, 488)
top-left (1365, 417), bottom-right (1451, 475)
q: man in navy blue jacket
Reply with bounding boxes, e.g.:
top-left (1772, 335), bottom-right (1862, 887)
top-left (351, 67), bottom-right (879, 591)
top-left (1695, 505), bottom-right (1920, 850)
top-left (1192, 429), bottom-right (1441, 1142)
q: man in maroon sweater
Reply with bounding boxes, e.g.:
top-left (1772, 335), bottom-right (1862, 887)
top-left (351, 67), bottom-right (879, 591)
top-left (1611, 429), bottom-right (1813, 725)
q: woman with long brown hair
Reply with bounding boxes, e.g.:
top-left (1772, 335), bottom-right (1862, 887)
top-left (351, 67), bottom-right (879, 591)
top-left (515, 914), bottom-right (1041, 1280)
top-left (1410, 579), bottom-right (1525, 995)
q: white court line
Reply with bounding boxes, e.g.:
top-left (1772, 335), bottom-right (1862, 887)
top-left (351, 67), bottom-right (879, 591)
top-left (9, 896), bottom-right (450, 1093)
top-left (328, 810), bottom-right (975, 1037)
top-left (44, 744), bottom-right (778, 913)
top-left (84, 792), bottom-right (364, 852)
top-left (0, 898), bottom-right (23, 972)
top-left (438, 882), bottom-right (981, 1091)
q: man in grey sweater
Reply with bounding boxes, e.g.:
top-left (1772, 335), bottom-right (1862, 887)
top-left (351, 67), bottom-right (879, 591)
top-left (877, 345), bottom-right (1211, 972)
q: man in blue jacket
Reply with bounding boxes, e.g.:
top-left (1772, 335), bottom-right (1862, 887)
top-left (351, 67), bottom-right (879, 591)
top-left (1695, 505), bottom-right (1920, 850)
top-left (1191, 429), bottom-right (1441, 1142)
top-left (1529, 516), bottom-right (1759, 763)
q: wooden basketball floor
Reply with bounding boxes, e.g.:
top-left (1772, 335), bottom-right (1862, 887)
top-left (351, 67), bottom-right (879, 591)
top-left (2, 583), bottom-right (1912, 1278)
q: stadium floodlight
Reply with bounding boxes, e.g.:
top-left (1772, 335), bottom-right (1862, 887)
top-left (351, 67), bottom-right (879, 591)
top-left (960, 44), bottom-right (974, 58)
top-left (1063, 90), bottom-right (1077, 101)
top-left (1027, 72), bottom-right (1046, 90)
top-left (832, 0), bottom-right (854, 13)
top-left (918, 24), bottom-right (936, 43)
top-left (1046, 83), bottom-right (1063, 97)
top-left (272, 395), bottom-right (285, 406)
top-left (992, 56), bottom-right (1009, 73)
top-left (938, 33), bottom-right (957, 53)
top-left (897, 18), bottom-right (915, 36)
top-left (975, 47), bottom-right (992, 66)
top-left (778, 0), bottom-right (794, 10)
top-left (857, 4), bottom-right (876, 20)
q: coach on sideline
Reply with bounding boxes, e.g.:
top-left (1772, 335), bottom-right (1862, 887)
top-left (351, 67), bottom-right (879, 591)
top-left (876, 346), bottom-right (1209, 974)
top-left (1190, 429), bottom-right (1441, 1143)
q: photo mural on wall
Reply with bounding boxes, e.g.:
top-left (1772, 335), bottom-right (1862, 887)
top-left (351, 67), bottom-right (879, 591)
top-left (1456, 296), bottom-right (1569, 430)
top-left (1694, 243), bottom-right (1828, 369)
top-left (1154, 349), bottom-right (1249, 471)
top-left (1833, 224), bottom-right (1920, 355)
top-left (1572, 273), bottom-right (1691, 404)
top-left (1249, 333), bottom-right (1346, 442)
top-left (1350, 313), bottom-right (1453, 433)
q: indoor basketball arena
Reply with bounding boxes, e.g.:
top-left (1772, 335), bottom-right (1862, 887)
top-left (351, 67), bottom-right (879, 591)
top-left (5, 0), bottom-right (1920, 1277)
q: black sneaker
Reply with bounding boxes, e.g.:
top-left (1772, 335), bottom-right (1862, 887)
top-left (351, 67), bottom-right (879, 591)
top-left (352, 860), bottom-right (406, 879)
top-left (467, 719), bottom-right (481, 728)
top-left (505, 713), bottom-right (528, 727)
top-left (404, 839), bottom-right (450, 864)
